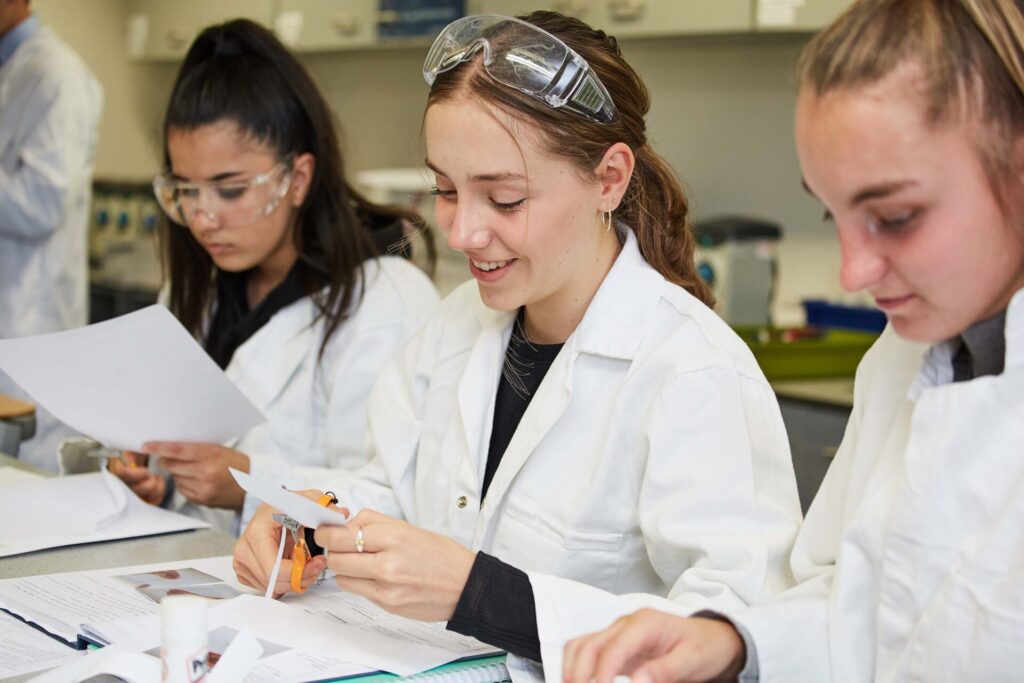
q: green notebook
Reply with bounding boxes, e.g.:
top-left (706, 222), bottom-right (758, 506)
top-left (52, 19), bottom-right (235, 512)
top-left (329, 654), bottom-right (510, 683)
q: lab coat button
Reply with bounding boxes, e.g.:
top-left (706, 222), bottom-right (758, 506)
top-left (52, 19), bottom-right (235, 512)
top-left (456, 496), bottom-right (468, 509)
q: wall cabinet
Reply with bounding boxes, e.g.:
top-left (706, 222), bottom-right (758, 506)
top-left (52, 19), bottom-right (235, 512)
top-left (125, 0), bottom-right (274, 60)
top-left (596, 0), bottom-right (752, 37)
top-left (125, 1), bottom-right (843, 62)
top-left (472, 0), bottom-right (751, 35)
top-left (754, 0), bottom-right (851, 32)
top-left (469, 0), bottom-right (596, 21)
top-left (275, 0), bottom-right (379, 51)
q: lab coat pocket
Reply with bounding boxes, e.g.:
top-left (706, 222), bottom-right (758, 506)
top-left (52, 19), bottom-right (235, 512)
top-left (493, 494), bottom-right (624, 592)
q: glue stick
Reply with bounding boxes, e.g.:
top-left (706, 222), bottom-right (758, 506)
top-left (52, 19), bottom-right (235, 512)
top-left (160, 594), bottom-right (209, 683)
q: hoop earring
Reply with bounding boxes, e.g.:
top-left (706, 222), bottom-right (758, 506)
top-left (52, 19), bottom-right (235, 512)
top-left (603, 211), bottom-right (613, 232)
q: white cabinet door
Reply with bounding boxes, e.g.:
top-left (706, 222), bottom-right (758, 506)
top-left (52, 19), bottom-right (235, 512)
top-left (275, 0), bottom-right (379, 51)
top-left (593, 0), bottom-right (752, 37)
top-left (755, 0), bottom-right (852, 32)
top-left (470, 0), bottom-right (751, 35)
top-left (468, 0), bottom-right (596, 21)
top-left (125, 0), bottom-right (275, 61)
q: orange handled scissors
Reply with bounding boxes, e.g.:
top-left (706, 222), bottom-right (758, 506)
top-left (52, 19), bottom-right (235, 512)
top-left (271, 492), bottom-right (338, 594)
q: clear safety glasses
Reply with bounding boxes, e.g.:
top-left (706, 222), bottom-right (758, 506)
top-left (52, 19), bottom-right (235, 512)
top-left (423, 14), bottom-right (618, 124)
top-left (152, 158), bottom-right (294, 228)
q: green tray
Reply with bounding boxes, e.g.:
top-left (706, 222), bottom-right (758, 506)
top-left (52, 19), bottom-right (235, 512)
top-left (733, 326), bottom-right (879, 381)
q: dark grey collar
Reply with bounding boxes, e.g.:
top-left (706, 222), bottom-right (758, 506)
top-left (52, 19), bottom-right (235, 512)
top-left (957, 310), bottom-right (1007, 380)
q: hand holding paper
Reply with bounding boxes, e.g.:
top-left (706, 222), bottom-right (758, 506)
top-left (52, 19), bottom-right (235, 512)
top-left (230, 469), bottom-right (348, 597)
top-left (230, 469), bottom-right (348, 529)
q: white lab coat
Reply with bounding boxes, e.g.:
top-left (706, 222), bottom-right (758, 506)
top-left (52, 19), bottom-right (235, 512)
top-left (0, 24), bottom-right (102, 469)
top-left (317, 230), bottom-right (802, 677)
top-left (733, 286), bottom-right (1024, 682)
top-left (174, 257), bottom-right (439, 533)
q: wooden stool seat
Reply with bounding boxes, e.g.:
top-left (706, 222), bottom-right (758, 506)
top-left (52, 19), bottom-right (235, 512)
top-left (0, 394), bottom-right (35, 420)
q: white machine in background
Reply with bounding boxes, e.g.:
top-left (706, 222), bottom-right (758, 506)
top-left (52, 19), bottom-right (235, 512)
top-left (693, 216), bottom-right (782, 326)
top-left (356, 168), bottom-right (469, 296)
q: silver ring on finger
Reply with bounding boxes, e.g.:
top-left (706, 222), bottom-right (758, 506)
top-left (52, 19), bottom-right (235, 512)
top-left (355, 526), bottom-right (365, 553)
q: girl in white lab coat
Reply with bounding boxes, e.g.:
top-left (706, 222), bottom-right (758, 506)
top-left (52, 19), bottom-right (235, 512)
top-left (110, 20), bottom-right (439, 534)
top-left (560, 1), bottom-right (1024, 681)
top-left (233, 11), bottom-right (801, 676)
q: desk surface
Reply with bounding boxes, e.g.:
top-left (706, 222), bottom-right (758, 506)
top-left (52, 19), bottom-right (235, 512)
top-left (1, 454), bottom-right (237, 681)
top-left (772, 378), bottom-right (855, 408)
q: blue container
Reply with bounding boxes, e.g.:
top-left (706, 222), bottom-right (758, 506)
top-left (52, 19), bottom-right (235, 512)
top-left (802, 299), bottom-right (887, 333)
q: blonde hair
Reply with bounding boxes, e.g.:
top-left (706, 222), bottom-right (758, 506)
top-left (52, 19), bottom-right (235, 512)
top-left (426, 11), bottom-right (713, 306)
top-left (798, 0), bottom-right (1024, 190)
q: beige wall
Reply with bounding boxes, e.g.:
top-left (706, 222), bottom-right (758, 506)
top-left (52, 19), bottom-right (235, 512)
top-left (34, 3), bottom-right (849, 322)
top-left (33, 0), bottom-right (163, 179)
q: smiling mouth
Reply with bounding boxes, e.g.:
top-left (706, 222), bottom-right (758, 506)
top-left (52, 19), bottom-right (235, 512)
top-left (471, 258), bottom-right (516, 272)
top-left (874, 294), bottom-right (914, 309)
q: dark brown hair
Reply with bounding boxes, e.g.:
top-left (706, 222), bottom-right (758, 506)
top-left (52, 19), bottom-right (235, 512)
top-left (161, 19), bottom-right (427, 357)
top-left (425, 11), bottom-right (713, 306)
top-left (797, 0), bottom-right (1024, 195)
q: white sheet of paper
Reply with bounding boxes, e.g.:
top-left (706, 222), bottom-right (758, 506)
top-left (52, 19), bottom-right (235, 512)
top-left (0, 305), bottom-right (265, 452)
top-left (0, 470), bottom-right (208, 558)
top-left (212, 593), bottom-right (495, 677)
top-left (27, 644), bottom-right (160, 683)
top-left (0, 610), bottom-right (84, 679)
top-left (529, 572), bottom-right (698, 683)
top-left (206, 627), bottom-right (263, 683)
top-left (230, 469), bottom-right (348, 528)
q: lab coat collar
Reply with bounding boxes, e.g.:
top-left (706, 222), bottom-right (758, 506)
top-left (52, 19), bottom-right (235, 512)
top-left (1005, 286), bottom-right (1024, 371)
top-left (470, 226), bottom-right (662, 361)
top-left (0, 15), bottom-right (39, 65)
top-left (571, 226), bottom-right (663, 360)
top-left (909, 285), bottom-right (1024, 400)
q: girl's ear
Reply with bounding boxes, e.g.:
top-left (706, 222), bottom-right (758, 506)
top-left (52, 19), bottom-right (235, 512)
top-left (290, 152), bottom-right (316, 207)
top-left (596, 142), bottom-right (635, 212)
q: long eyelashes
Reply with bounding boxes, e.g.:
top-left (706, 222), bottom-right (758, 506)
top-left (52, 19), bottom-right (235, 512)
top-left (429, 187), bottom-right (525, 213)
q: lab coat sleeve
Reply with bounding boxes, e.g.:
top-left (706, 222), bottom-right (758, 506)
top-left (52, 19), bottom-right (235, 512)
top-left (241, 261), bottom-right (439, 527)
top-left (642, 364), bottom-right (801, 613)
top-left (727, 354), bottom-right (872, 683)
top-left (305, 305), bottom-right (441, 520)
top-left (243, 321), bottom-right (415, 494)
top-left (530, 362), bottom-right (803, 682)
top-left (0, 66), bottom-right (78, 241)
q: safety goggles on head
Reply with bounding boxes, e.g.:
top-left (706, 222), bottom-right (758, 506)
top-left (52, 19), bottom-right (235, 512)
top-left (152, 157), bottom-right (293, 228)
top-left (423, 14), bottom-right (618, 124)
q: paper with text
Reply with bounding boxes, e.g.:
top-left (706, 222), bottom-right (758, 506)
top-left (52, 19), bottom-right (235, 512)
top-left (0, 610), bottom-right (83, 679)
top-left (3, 556), bottom-right (498, 679)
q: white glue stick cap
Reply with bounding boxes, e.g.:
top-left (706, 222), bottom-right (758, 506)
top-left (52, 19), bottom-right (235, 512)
top-left (161, 594), bottom-right (209, 683)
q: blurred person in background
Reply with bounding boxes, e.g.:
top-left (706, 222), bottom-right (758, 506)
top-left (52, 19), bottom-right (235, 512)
top-left (0, 0), bottom-right (101, 470)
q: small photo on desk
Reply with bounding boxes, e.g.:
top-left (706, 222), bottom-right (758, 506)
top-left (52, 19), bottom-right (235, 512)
top-left (114, 567), bottom-right (241, 603)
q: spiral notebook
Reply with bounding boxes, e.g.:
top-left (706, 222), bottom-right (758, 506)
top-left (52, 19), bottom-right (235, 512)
top-left (336, 654), bottom-right (510, 683)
